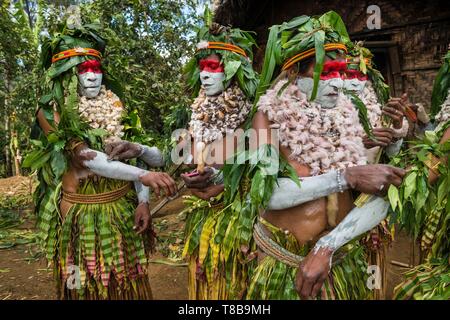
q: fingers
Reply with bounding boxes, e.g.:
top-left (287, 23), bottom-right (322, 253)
top-left (149, 180), bottom-right (161, 199)
top-left (191, 188), bottom-right (209, 200)
top-left (104, 142), bottom-right (115, 155)
top-left (368, 128), bottom-right (395, 147)
top-left (311, 278), bottom-right (325, 298)
top-left (140, 172), bottom-right (177, 199)
top-left (382, 107), bottom-right (403, 121)
top-left (161, 174), bottom-right (177, 196)
top-left (108, 143), bottom-right (127, 160)
top-left (181, 170), bottom-right (213, 189)
top-left (137, 214), bottom-right (149, 235)
top-left (114, 149), bottom-right (137, 161)
top-left (295, 270), bottom-right (304, 296)
top-left (386, 100), bottom-right (406, 113)
top-left (372, 127), bottom-right (394, 135)
top-left (299, 277), bottom-right (314, 299)
top-left (134, 210), bottom-right (140, 230)
top-left (390, 166), bottom-right (407, 178)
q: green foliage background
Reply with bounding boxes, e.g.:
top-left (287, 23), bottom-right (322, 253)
top-left (0, 0), bottom-right (204, 177)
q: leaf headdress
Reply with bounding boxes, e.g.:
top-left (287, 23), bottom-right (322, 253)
top-left (184, 7), bottom-right (258, 99)
top-left (256, 11), bottom-right (350, 104)
top-left (431, 49), bottom-right (450, 119)
top-left (346, 41), bottom-right (390, 104)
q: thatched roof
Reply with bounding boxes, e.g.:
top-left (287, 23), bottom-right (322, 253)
top-left (214, 0), bottom-right (271, 30)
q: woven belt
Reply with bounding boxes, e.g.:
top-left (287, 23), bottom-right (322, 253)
top-left (254, 222), bottom-right (304, 268)
top-left (62, 182), bottom-right (132, 204)
top-left (254, 221), bottom-right (345, 268)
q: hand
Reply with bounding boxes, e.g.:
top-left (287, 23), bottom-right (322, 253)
top-left (134, 202), bottom-right (151, 235)
top-left (105, 140), bottom-right (142, 161)
top-left (344, 164), bottom-right (406, 196)
top-left (363, 128), bottom-right (394, 148)
top-left (295, 246), bottom-right (333, 299)
top-left (139, 172), bottom-right (177, 199)
top-left (181, 167), bottom-right (215, 189)
top-left (191, 184), bottom-right (224, 200)
top-left (384, 93), bottom-right (408, 129)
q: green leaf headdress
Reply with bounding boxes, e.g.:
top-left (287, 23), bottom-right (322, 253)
top-left (255, 11), bottom-right (350, 104)
top-left (184, 7), bottom-right (258, 99)
top-left (346, 41), bottom-right (390, 104)
top-left (36, 16), bottom-right (126, 141)
top-left (431, 49), bottom-right (450, 119)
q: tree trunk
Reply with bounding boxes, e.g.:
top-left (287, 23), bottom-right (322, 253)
top-left (4, 115), bottom-right (12, 177)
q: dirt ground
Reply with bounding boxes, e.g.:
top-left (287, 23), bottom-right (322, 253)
top-left (0, 176), bottom-right (415, 300)
top-left (0, 176), bottom-right (189, 300)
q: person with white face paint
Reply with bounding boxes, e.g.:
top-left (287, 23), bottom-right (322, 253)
top-left (171, 20), bottom-right (259, 300)
top-left (344, 52), bottom-right (411, 163)
top-left (246, 12), bottom-right (406, 300)
top-left (199, 53), bottom-right (226, 96)
top-left (30, 21), bottom-right (176, 300)
top-left (76, 59), bottom-right (103, 98)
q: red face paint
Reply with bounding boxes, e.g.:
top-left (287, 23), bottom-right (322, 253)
top-left (345, 69), bottom-right (368, 81)
top-left (320, 60), bottom-right (347, 80)
top-left (199, 58), bottom-right (225, 73)
top-left (77, 59), bottom-right (102, 74)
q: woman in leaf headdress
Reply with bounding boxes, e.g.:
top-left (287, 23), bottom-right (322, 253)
top-left (176, 8), bottom-right (259, 300)
top-left (344, 42), bottom-right (413, 164)
top-left (221, 11), bottom-right (407, 300)
top-left (388, 47), bottom-right (450, 300)
top-left (342, 42), bottom-right (417, 298)
top-left (24, 13), bottom-right (176, 299)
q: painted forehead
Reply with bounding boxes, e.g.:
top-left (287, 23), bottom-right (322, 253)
top-left (199, 58), bottom-right (224, 72)
top-left (322, 60), bottom-right (347, 72)
top-left (77, 59), bottom-right (102, 73)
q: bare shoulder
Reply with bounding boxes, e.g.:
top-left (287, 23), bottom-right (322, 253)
top-left (36, 108), bottom-right (60, 135)
top-left (440, 126), bottom-right (450, 143)
top-left (252, 110), bottom-right (271, 130)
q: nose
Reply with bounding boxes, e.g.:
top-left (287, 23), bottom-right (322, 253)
top-left (86, 72), bottom-right (97, 81)
top-left (200, 72), bottom-right (210, 81)
top-left (329, 77), bottom-right (344, 89)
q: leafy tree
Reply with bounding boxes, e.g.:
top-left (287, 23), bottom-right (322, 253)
top-left (0, 0), bottom-right (203, 177)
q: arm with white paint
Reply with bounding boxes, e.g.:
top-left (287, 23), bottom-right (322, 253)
top-left (266, 170), bottom-right (348, 210)
top-left (313, 196), bottom-right (389, 254)
top-left (134, 181), bottom-right (150, 204)
top-left (137, 144), bottom-right (165, 167)
top-left (80, 148), bottom-right (148, 181)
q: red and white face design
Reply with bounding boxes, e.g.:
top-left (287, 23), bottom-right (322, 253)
top-left (199, 55), bottom-right (226, 96)
top-left (297, 60), bottom-right (347, 109)
top-left (77, 59), bottom-right (103, 98)
top-left (343, 68), bottom-right (368, 95)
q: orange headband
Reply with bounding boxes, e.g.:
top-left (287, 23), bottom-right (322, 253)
top-left (281, 43), bottom-right (348, 71)
top-left (52, 47), bottom-right (102, 64)
top-left (196, 41), bottom-right (247, 58)
top-left (346, 57), bottom-right (371, 66)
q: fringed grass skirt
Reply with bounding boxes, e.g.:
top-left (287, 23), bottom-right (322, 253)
top-left (57, 177), bottom-right (153, 300)
top-left (247, 218), bottom-right (373, 300)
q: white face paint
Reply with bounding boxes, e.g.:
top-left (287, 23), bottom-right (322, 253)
top-left (77, 72), bottom-right (103, 98)
top-left (344, 78), bottom-right (367, 96)
top-left (200, 71), bottom-right (226, 96)
top-left (296, 77), bottom-right (344, 109)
